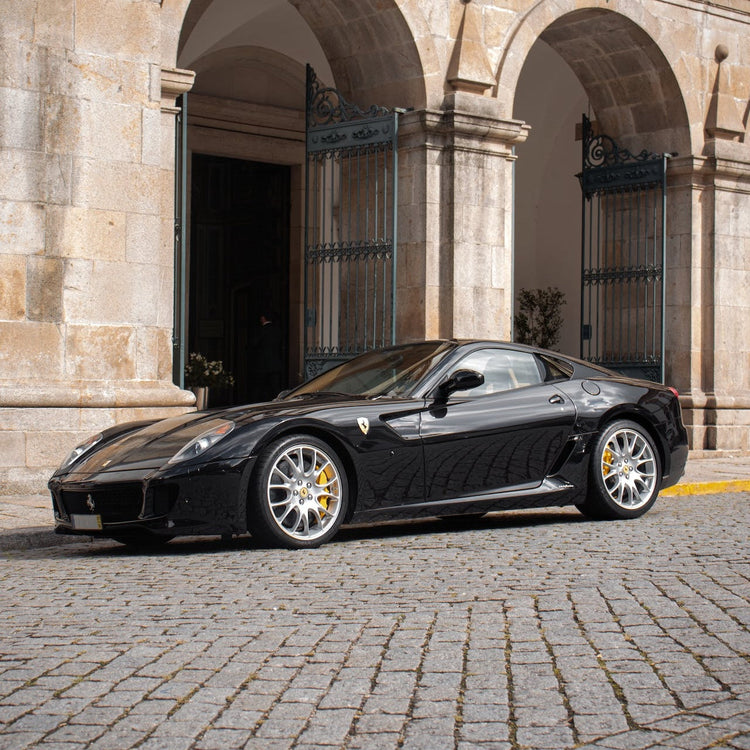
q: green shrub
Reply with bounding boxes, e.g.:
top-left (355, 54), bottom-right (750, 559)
top-left (514, 287), bottom-right (566, 350)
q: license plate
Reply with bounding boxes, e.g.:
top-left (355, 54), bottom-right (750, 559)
top-left (71, 514), bottom-right (103, 530)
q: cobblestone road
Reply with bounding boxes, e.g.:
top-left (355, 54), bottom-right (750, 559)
top-left (1, 492), bottom-right (749, 750)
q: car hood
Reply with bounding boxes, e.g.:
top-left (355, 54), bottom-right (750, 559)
top-left (64, 394), bottom-right (386, 475)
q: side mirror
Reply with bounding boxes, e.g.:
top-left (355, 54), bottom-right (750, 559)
top-left (435, 369), bottom-right (484, 400)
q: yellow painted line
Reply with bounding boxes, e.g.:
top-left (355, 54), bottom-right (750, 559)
top-left (662, 480), bottom-right (750, 497)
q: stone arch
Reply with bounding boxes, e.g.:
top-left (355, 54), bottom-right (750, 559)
top-left (161, 0), bottom-right (432, 110)
top-left (496, 3), bottom-right (691, 155)
top-left (188, 46), bottom-right (307, 110)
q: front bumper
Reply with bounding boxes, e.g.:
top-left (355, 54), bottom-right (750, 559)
top-left (49, 456), bottom-right (256, 539)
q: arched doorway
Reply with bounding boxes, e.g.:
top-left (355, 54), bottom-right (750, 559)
top-left (171, 0), bottom-right (426, 404)
top-left (513, 39), bottom-right (586, 356)
top-left (511, 8), bottom-right (690, 380)
top-left (175, 3), bottom-right (330, 404)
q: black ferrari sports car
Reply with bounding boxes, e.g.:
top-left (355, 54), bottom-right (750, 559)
top-left (49, 340), bottom-right (688, 549)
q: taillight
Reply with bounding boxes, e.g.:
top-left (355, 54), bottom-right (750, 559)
top-left (667, 386), bottom-right (679, 398)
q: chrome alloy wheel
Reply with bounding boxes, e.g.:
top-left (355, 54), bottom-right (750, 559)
top-left (265, 442), bottom-right (343, 542)
top-left (600, 427), bottom-right (657, 510)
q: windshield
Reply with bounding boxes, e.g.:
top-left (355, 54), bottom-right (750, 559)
top-left (286, 342), bottom-right (454, 398)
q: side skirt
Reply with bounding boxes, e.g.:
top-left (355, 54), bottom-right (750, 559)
top-left (351, 477), bottom-right (582, 523)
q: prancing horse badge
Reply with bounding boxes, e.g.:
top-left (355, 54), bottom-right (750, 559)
top-left (357, 417), bottom-right (369, 435)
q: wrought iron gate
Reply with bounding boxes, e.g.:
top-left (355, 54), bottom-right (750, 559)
top-left (579, 115), bottom-right (668, 383)
top-left (304, 65), bottom-right (399, 379)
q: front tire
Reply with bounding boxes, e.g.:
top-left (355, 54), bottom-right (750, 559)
top-left (579, 420), bottom-right (661, 520)
top-left (250, 435), bottom-right (348, 548)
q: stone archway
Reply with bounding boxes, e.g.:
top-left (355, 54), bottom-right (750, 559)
top-left (508, 5), bottom-right (692, 388)
top-left (163, 0), bottom-right (431, 109)
top-left (537, 8), bottom-right (690, 155)
top-left (160, 0), bottom-right (433, 392)
top-left (498, 4), bottom-right (692, 152)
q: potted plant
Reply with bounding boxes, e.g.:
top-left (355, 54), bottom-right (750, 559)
top-left (184, 352), bottom-right (234, 409)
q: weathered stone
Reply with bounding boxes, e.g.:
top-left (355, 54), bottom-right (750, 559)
top-left (0, 255), bottom-right (27, 320)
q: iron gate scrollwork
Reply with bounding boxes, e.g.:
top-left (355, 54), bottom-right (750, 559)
top-left (304, 65), bottom-right (399, 379)
top-left (579, 114), bottom-right (669, 383)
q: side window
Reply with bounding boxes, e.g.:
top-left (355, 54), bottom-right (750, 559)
top-left (539, 355), bottom-right (573, 382)
top-left (449, 349), bottom-right (543, 396)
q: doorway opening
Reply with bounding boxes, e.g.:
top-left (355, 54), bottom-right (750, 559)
top-left (512, 39), bottom-right (586, 356)
top-left (189, 153), bottom-right (291, 406)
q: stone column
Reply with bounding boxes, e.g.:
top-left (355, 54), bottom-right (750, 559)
top-left (680, 141), bottom-right (750, 451)
top-left (396, 94), bottom-right (528, 343)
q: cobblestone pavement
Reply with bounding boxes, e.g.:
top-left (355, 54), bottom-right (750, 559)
top-left (1, 492), bottom-right (749, 750)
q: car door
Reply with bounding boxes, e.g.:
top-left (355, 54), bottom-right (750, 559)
top-left (419, 347), bottom-right (577, 505)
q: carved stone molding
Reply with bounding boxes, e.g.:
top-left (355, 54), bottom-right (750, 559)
top-left (160, 66), bottom-right (195, 112)
top-left (446, 0), bottom-right (495, 96)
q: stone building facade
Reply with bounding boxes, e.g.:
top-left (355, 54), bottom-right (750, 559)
top-left (1, 0), bottom-right (749, 496)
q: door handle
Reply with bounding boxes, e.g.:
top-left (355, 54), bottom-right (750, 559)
top-left (549, 394), bottom-right (564, 404)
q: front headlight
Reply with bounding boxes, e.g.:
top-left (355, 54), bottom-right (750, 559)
top-left (168, 420), bottom-right (235, 464)
top-left (59, 433), bottom-right (103, 472)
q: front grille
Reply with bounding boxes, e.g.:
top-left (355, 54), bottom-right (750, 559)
top-left (60, 486), bottom-right (144, 523)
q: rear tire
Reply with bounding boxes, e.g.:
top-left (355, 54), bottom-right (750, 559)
top-left (579, 420), bottom-right (661, 520)
top-left (249, 435), bottom-right (348, 549)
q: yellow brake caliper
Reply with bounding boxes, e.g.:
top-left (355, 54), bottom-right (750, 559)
top-left (316, 464), bottom-right (333, 515)
top-left (602, 447), bottom-right (614, 476)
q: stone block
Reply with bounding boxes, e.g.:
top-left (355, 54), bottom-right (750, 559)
top-left (45, 95), bottom-right (142, 164)
top-left (126, 213), bottom-right (162, 265)
top-left (0, 87), bottom-right (43, 150)
top-left (136, 327), bottom-right (173, 381)
top-left (0, 321), bottom-right (63, 379)
top-left (65, 324), bottom-right (136, 381)
top-left (0, 254), bottom-right (27, 320)
top-left (0, 406), bottom-right (80, 431)
top-left (27, 256), bottom-right (63, 322)
top-left (46, 205), bottom-right (126, 261)
top-left (79, 408), bottom-right (117, 432)
top-left (74, 0), bottom-right (159, 61)
top-left (2, 0), bottom-right (74, 47)
top-left (1, 466), bottom-right (51, 495)
top-left (155, 266), bottom-right (174, 329)
top-left (25, 431), bottom-right (74, 468)
top-left (0, 151), bottom-right (72, 205)
top-left (71, 159), bottom-right (162, 214)
top-left (396, 286), bottom-right (428, 342)
top-left (160, 217), bottom-right (177, 268)
top-left (63, 258), bottom-right (159, 326)
top-left (0, 200), bottom-right (46, 257)
top-left (0, 432), bottom-right (26, 467)
top-left (402, 242), bottom-right (427, 289)
top-left (454, 242), bottom-right (491, 288)
top-left (491, 244), bottom-right (511, 290)
top-left (0, 41), bottom-right (41, 91)
top-left (45, 50), bottom-right (150, 105)
top-left (142, 106), bottom-right (161, 166)
top-left (460, 202), bottom-right (502, 246)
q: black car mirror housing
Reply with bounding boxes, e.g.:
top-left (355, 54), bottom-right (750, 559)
top-left (435, 369), bottom-right (484, 400)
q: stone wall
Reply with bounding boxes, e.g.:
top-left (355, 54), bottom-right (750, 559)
top-left (1, 1), bottom-right (193, 494)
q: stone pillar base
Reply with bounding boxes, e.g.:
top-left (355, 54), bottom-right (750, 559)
top-left (681, 392), bottom-right (750, 452)
top-left (0, 381), bottom-right (195, 496)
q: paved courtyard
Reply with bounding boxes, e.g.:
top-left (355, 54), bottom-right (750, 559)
top-left (1, 492), bottom-right (749, 750)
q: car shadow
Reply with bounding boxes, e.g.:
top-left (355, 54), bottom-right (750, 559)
top-left (52, 506), bottom-right (588, 558)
